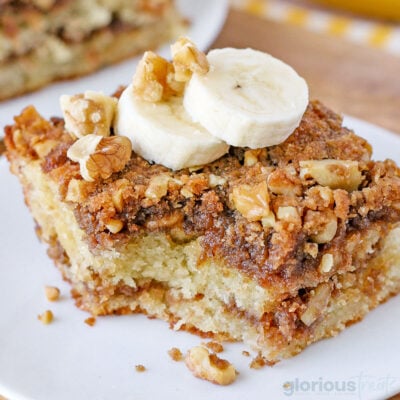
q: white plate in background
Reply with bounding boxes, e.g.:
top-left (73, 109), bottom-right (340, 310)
top-left (0, 0), bottom-right (229, 129)
top-left (0, 116), bottom-right (400, 400)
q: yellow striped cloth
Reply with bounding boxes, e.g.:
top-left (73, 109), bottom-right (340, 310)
top-left (231, 0), bottom-right (400, 55)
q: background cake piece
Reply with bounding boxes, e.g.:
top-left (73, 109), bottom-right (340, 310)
top-left (0, 0), bottom-right (185, 100)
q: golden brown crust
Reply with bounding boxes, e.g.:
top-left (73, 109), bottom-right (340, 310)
top-left (5, 101), bottom-right (400, 297)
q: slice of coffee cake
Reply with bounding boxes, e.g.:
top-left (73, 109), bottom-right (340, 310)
top-left (4, 42), bottom-right (400, 362)
top-left (0, 0), bottom-right (184, 100)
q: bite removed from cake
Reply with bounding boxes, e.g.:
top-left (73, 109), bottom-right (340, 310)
top-left (4, 41), bottom-right (400, 363)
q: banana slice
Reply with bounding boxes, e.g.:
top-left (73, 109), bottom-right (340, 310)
top-left (115, 84), bottom-right (229, 171)
top-left (183, 48), bottom-right (309, 148)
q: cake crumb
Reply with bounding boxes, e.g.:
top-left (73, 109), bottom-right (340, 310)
top-left (185, 346), bottom-right (237, 385)
top-left (203, 341), bottom-right (224, 353)
top-left (0, 138), bottom-right (5, 156)
top-left (135, 364), bottom-right (146, 372)
top-left (38, 310), bottom-right (53, 324)
top-left (250, 353), bottom-right (276, 369)
top-left (242, 350), bottom-right (250, 357)
top-left (45, 286), bottom-right (60, 301)
top-left (168, 347), bottom-right (183, 361)
top-left (84, 317), bottom-right (96, 326)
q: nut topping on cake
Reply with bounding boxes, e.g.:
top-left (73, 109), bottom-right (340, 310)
top-left (299, 159), bottom-right (362, 192)
top-left (231, 181), bottom-right (273, 222)
top-left (171, 37), bottom-right (210, 82)
top-left (60, 91), bottom-right (117, 138)
top-left (67, 134), bottom-right (132, 182)
top-left (132, 51), bottom-right (184, 102)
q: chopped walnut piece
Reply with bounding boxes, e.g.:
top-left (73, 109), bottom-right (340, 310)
top-left (185, 346), bottom-right (237, 386)
top-left (145, 174), bottom-right (170, 200)
top-left (319, 253), bottom-right (334, 273)
top-left (60, 91), bottom-right (117, 139)
top-left (38, 310), bottom-right (54, 324)
top-left (267, 168), bottom-right (302, 196)
top-left (299, 159), bottom-right (362, 192)
top-left (180, 187), bottom-right (194, 198)
top-left (209, 174), bottom-right (227, 188)
top-left (300, 283), bottom-right (332, 326)
top-left (171, 37), bottom-right (209, 82)
top-left (67, 134), bottom-right (132, 182)
top-left (232, 181), bottom-right (272, 222)
top-left (304, 209), bottom-right (338, 244)
top-left (168, 347), bottom-right (183, 361)
top-left (135, 364), bottom-right (146, 372)
top-left (203, 341), bottom-right (224, 353)
top-left (32, 139), bottom-right (59, 158)
top-left (277, 206), bottom-right (300, 224)
top-left (133, 51), bottom-right (184, 102)
top-left (145, 211), bottom-right (183, 231)
top-left (11, 129), bottom-right (27, 154)
top-left (304, 242), bottom-right (318, 258)
top-left (261, 213), bottom-right (276, 230)
top-left (111, 179), bottom-right (131, 212)
top-left (105, 219), bottom-right (124, 234)
top-left (65, 179), bottom-right (89, 203)
top-left (84, 317), bottom-right (96, 326)
top-left (243, 148), bottom-right (267, 167)
top-left (45, 286), bottom-right (60, 302)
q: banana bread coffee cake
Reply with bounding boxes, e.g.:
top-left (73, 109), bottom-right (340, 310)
top-left (0, 0), bottom-right (184, 100)
top-left (4, 40), bottom-right (400, 362)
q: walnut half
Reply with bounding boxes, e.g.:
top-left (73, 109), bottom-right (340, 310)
top-left (67, 134), bottom-right (132, 182)
top-left (60, 91), bottom-right (117, 139)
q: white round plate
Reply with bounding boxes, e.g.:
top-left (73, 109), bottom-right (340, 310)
top-left (0, 0), bottom-right (229, 128)
top-left (0, 116), bottom-right (399, 400)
